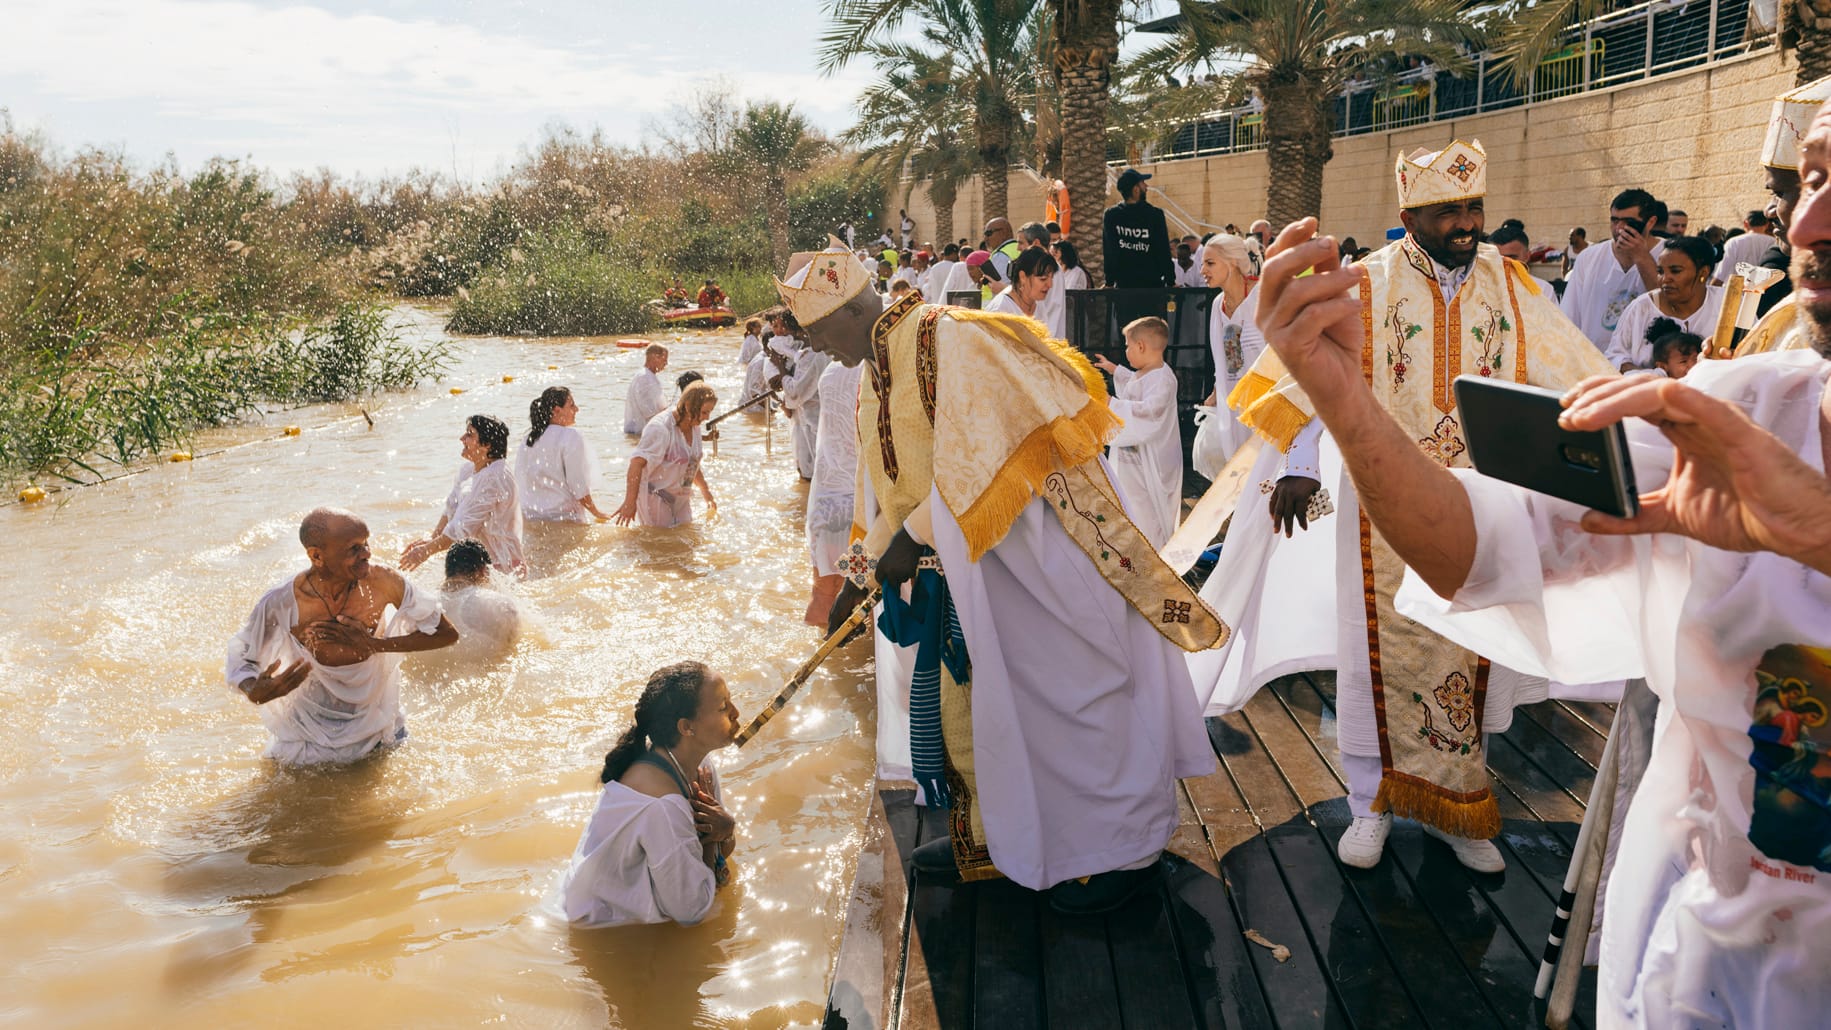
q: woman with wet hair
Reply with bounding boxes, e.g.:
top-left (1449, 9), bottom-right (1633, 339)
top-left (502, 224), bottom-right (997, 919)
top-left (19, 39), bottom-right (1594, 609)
top-left (402, 413), bottom-right (525, 574)
top-left (516, 387), bottom-right (608, 524)
top-left (561, 661), bottom-right (741, 927)
top-left (615, 382), bottom-right (719, 527)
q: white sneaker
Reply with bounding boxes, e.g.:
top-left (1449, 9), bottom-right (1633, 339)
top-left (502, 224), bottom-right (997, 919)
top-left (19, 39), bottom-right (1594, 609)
top-left (1337, 813), bottom-right (1391, 869)
top-left (1423, 825), bottom-right (1506, 873)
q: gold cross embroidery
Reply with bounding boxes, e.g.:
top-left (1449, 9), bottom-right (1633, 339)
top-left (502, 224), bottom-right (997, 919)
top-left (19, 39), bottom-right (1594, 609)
top-left (1162, 600), bottom-right (1192, 625)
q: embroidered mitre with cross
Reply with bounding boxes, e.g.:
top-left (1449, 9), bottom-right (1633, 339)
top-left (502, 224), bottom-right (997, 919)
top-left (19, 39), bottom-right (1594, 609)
top-left (1229, 238), bottom-right (1614, 837)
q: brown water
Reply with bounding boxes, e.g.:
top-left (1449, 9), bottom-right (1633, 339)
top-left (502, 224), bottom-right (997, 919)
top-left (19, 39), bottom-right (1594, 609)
top-left (0, 305), bottom-right (876, 1029)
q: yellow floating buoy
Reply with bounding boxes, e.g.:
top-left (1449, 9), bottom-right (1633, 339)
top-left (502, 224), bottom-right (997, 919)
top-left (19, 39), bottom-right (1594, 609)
top-left (170, 451), bottom-right (193, 463)
top-left (584, 356), bottom-right (596, 362)
top-left (547, 364), bottom-right (559, 370)
top-left (450, 387), bottom-right (466, 395)
top-left (502, 375), bottom-right (515, 383)
top-left (18, 485), bottom-right (47, 503)
top-left (283, 425), bottom-right (302, 436)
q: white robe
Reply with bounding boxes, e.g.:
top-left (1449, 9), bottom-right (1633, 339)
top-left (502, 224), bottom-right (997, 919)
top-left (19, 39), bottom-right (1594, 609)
top-left (1561, 243), bottom-right (1649, 350)
top-left (923, 260), bottom-right (958, 299)
top-left (1603, 286), bottom-right (1726, 371)
top-left (1394, 350), bottom-right (1831, 1030)
top-left (441, 583), bottom-right (522, 659)
top-left (806, 361), bottom-right (863, 576)
top-left (1106, 364), bottom-right (1182, 549)
top-left (515, 425), bottom-right (597, 524)
top-left (741, 353), bottom-right (771, 407)
top-left (737, 332), bottom-right (762, 367)
top-left (561, 765), bottom-right (722, 928)
top-left (1045, 266), bottom-right (1089, 341)
top-left (940, 262), bottom-right (977, 302)
top-left (782, 350), bottom-right (829, 480)
top-left (623, 368), bottom-right (665, 435)
top-left (1200, 288), bottom-right (1264, 466)
top-left (225, 576), bottom-right (444, 765)
top-left (1714, 231), bottom-right (1779, 284)
top-left (442, 459), bottom-right (525, 573)
top-left (982, 290), bottom-right (1027, 317)
top-left (923, 487), bottom-right (1214, 889)
top-left (631, 411), bottom-right (704, 528)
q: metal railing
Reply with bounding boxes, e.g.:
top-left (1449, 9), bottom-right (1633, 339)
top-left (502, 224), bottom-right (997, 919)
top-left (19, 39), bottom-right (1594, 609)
top-left (1122, 0), bottom-right (1768, 164)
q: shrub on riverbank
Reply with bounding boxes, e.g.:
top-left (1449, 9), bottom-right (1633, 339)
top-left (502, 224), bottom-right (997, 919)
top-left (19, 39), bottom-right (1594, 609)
top-left (0, 302), bottom-right (448, 481)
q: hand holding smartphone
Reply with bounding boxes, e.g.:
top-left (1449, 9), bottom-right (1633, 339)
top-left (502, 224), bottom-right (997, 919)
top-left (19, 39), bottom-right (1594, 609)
top-left (1454, 376), bottom-right (1639, 518)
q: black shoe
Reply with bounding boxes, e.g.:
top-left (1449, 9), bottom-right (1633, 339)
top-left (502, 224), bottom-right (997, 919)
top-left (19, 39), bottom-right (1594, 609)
top-left (1047, 862), bottom-right (1161, 915)
top-left (910, 836), bottom-right (960, 879)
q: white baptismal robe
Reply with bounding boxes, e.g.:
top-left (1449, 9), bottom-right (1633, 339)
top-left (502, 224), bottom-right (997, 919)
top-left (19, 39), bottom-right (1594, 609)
top-left (738, 332), bottom-right (763, 367)
top-left (515, 424), bottom-right (597, 524)
top-left (1205, 288), bottom-right (1265, 460)
top-left (561, 764), bottom-right (722, 928)
top-left (225, 576), bottom-right (444, 764)
top-left (623, 368), bottom-right (665, 434)
top-left (1395, 350), bottom-right (1831, 1030)
top-left (783, 349), bottom-right (829, 480)
top-left (442, 459), bottom-right (525, 573)
top-left (923, 486), bottom-right (1214, 889)
top-left (1603, 286), bottom-right (1726, 371)
top-left (806, 361), bottom-right (863, 576)
top-left (441, 583), bottom-right (522, 659)
top-left (1106, 364), bottom-right (1182, 548)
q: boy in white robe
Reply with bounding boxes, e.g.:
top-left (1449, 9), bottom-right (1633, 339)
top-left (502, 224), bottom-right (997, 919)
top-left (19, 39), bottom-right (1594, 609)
top-left (226, 508), bottom-right (458, 764)
top-left (1094, 317), bottom-right (1182, 548)
top-left (623, 345), bottom-right (669, 434)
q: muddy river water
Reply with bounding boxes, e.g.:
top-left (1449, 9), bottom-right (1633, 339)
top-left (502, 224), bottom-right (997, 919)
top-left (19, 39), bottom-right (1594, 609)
top-left (0, 305), bottom-right (876, 1028)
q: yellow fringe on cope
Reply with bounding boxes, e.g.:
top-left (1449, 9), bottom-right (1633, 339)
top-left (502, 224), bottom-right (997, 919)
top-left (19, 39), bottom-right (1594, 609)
top-left (940, 307), bottom-right (1123, 561)
top-left (1373, 777), bottom-right (1502, 840)
top-left (1237, 390), bottom-right (1312, 452)
top-left (1224, 369), bottom-right (1278, 416)
top-left (1503, 257), bottom-right (1541, 297)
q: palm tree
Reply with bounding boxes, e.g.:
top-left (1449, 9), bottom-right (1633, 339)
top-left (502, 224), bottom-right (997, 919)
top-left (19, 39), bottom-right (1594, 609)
top-left (822, 0), bottom-right (1045, 222)
top-left (842, 48), bottom-right (979, 246)
top-left (732, 102), bottom-right (827, 271)
top-left (1050, 0), bottom-right (1124, 285)
top-left (1132, 0), bottom-right (1482, 228)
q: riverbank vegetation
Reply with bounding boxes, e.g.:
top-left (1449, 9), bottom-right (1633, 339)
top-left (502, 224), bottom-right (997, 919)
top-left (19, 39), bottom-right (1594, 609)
top-left (0, 91), bottom-right (881, 482)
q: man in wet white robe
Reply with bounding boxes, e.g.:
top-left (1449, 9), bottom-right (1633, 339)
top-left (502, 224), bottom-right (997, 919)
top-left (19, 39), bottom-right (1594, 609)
top-left (226, 508), bottom-right (459, 764)
top-left (778, 339), bottom-right (829, 481)
top-left (623, 345), bottom-right (669, 434)
top-left (785, 242), bottom-right (1226, 912)
top-left (1092, 316), bottom-right (1182, 548)
top-left (1249, 101), bottom-right (1831, 1024)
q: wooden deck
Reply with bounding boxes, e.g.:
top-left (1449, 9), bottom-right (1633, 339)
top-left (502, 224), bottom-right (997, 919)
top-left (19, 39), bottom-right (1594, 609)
top-left (822, 672), bottom-right (1611, 1030)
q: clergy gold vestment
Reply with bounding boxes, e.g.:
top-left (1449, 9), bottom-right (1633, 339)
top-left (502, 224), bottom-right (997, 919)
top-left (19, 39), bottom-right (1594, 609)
top-left (1231, 239), bottom-right (1615, 836)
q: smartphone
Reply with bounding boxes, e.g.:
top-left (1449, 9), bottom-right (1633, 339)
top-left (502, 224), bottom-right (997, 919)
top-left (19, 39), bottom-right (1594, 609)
top-left (1616, 215), bottom-right (1646, 235)
top-left (1454, 376), bottom-right (1639, 518)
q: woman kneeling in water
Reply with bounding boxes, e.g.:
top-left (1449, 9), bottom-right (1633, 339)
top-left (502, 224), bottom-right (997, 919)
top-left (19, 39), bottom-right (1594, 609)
top-left (561, 662), bottom-right (740, 927)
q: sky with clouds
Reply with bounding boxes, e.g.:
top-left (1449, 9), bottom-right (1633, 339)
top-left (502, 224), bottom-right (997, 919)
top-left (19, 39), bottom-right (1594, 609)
top-left (0, 0), bottom-right (903, 181)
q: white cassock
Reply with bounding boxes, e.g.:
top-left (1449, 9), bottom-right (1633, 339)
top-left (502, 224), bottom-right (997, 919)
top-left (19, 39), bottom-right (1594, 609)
top-left (561, 764), bottom-right (722, 927)
top-left (1394, 351), bottom-right (1831, 1030)
top-left (896, 484), bottom-right (1213, 889)
top-left (225, 576), bottom-right (444, 765)
top-left (623, 368), bottom-right (665, 434)
top-left (1603, 286), bottom-right (1726, 370)
top-left (1105, 364), bottom-right (1181, 548)
top-left (515, 424), bottom-right (598, 524)
top-left (806, 361), bottom-right (863, 576)
top-left (442, 459), bottom-right (525, 573)
top-left (782, 349), bottom-right (829, 480)
top-left (1561, 243), bottom-right (1648, 350)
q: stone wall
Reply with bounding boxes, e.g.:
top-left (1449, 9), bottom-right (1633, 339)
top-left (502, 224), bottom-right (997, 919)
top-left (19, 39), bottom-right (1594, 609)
top-left (902, 49), bottom-right (1796, 259)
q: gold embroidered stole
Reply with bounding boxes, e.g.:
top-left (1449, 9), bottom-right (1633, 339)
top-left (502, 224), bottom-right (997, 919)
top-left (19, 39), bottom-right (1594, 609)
top-left (1733, 295), bottom-right (1806, 357)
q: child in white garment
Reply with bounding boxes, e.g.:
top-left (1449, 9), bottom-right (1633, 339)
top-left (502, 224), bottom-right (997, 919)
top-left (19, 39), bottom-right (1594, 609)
top-left (1093, 317), bottom-right (1183, 548)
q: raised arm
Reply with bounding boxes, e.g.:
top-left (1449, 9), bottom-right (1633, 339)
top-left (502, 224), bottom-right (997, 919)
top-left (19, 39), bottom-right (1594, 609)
top-left (1254, 219), bottom-right (1476, 597)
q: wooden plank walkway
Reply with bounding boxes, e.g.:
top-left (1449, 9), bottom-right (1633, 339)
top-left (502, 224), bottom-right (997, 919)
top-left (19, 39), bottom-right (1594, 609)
top-left (822, 672), bottom-right (1606, 1030)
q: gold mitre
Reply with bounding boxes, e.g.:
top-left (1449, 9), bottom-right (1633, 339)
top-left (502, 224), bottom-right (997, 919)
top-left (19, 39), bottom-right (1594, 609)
top-left (1394, 139), bottom-right (1486, 209)
top-left (1761, 74), bottom-right (1831, 171)
top-left (776, 235), bottom-right (872, 326)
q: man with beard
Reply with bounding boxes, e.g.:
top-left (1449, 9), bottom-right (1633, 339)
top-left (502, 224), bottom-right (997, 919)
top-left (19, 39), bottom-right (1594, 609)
top-left (226, 508), bottom-right (459, 764)
top-left (779, 241), bottom-right (1225, 912)
top-left (1735, 74), bottom-right (1831, 354)
top-left (1244, 95), bottom-right (1831, 1030)
top-left (1218, 139), bottom-right (1614, 873)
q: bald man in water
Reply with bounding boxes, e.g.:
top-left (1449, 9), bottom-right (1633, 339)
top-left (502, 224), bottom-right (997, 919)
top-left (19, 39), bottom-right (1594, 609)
top-left (226, 507), bottom-right (458, 764)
